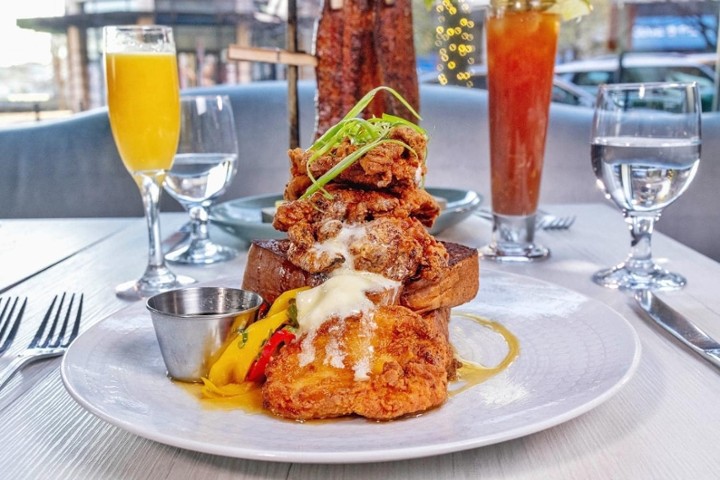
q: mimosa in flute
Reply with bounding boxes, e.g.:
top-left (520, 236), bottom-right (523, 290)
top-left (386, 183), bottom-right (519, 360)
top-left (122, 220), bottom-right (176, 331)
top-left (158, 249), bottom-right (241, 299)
top-left (104, 25), bottom-right (194, 300)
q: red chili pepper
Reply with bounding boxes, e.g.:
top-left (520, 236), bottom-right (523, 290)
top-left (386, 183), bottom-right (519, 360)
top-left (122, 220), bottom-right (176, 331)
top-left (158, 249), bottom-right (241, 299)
top-left (245, 328), bottom-right (296, 382)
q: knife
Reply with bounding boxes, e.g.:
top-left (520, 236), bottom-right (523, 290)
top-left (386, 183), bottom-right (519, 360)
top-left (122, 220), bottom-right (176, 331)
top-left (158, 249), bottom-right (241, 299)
top-left (635, 291), bottom-right (720, 370)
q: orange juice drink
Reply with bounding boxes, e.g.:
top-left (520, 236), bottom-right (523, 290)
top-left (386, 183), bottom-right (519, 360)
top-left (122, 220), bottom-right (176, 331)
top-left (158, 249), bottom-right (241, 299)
top-left (486, 10), bottom-right (559, 216)
top-left (106, 52), bottom-right (180, 174)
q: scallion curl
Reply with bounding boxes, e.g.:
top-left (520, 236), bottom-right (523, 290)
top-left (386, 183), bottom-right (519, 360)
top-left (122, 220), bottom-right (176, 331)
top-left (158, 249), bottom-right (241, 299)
top-left (300, 86), bottom-right (427, 200)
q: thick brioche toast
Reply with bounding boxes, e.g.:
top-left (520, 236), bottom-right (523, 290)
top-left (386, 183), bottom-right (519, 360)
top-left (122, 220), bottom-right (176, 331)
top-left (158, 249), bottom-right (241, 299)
top-left (242, 239), bottom-right (479, 312)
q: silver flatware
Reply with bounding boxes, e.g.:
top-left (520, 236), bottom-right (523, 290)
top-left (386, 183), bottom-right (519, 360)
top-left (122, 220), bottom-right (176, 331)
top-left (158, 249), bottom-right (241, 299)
top-left (0, 297), bottom-right (26, 355)
top-left (474, 209), bottom-right (576, 231)
top-left (536, 214), bottom-right (576, 230)
top-left (0, 293), bottom-right (83, 390)
top-left (635, 290), bottom-right (720, 370)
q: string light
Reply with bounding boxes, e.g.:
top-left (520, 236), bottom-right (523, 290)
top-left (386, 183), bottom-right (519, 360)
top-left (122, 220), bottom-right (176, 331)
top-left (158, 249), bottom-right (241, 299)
top-left (435, 0), bottom-right (475, 87)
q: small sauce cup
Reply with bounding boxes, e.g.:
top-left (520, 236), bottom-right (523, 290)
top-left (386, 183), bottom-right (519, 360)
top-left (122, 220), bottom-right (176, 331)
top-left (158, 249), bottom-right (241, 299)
top-left (146, 287), bottom-right (264, 383)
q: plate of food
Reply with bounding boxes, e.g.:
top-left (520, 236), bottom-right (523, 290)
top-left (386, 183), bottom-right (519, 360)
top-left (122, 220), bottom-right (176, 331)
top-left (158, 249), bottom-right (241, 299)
top-left (63, 89), bottom-right (639, 463)
top-left (61, 267), bottom-right (640, 463)
top-left (209, 186), bottom-right (482, 242)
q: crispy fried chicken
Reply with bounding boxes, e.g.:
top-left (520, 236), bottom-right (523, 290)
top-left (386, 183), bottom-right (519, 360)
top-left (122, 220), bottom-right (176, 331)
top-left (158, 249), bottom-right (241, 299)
top-left (263, 305), bottom-right (453, 421)
top-left (284, 126), bottom-right (427, 200)
top-left (273, 186), bottom-right (446, 281)
top-left (252, 100), bottom-right (478, 422)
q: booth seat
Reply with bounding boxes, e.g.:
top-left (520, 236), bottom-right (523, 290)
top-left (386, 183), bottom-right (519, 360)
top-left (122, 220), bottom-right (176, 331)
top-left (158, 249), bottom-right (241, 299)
top-left (1, 81), bottom-right (717, 260)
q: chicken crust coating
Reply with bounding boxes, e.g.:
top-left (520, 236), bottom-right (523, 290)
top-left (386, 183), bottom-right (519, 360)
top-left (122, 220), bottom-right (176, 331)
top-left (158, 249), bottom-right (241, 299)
top-left (272, 185), bottom-right (447, 281)
top-left (276, 213), bottom-right (448, 282)
top-left (275, 186), bottom-right (439, 231)
top-left (284, 125), bottom-right (427, 200)
top-left (262, 305), bottom-right (452, 421)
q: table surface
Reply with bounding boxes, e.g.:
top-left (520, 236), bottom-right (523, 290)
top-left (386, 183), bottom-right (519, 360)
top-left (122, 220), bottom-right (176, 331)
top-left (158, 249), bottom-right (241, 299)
top-left (1, 204), bottom-right (719, 479)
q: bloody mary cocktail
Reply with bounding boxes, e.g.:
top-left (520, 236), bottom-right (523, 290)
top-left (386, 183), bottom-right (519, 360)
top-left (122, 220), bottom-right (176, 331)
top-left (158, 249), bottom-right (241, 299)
top-left (486, 9), bottom-right (559, 216)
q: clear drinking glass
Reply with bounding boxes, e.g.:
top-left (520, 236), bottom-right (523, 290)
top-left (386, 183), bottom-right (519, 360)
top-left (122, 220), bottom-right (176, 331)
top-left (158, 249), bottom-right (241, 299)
top-left (163, 95), bottom-right (239, 264)
top-left (591, 82), bottom-right (701, 291)
top-left (104, 25), bottom-right (195, 300)
top-left (480, 2), bottom-right (560, 262)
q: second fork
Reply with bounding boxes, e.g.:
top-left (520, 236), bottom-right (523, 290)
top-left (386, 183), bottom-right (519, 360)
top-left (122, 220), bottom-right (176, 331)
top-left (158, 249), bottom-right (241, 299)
top-left (0, 297), bottom-right (27, 355)
top-left (0, 293), bottom-right (83, 391)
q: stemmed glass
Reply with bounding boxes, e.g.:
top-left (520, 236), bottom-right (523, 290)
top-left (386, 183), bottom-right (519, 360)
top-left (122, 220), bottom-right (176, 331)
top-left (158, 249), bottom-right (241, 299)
top-left (163, 95), bottom-right (239, 264)
top-left (104, 25), bottom-right (194, 300)
top-left (591, 82), bottom-right (701, 291)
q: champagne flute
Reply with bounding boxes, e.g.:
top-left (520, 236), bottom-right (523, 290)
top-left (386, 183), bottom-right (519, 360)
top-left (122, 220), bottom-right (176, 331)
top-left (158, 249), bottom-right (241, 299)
top-left (163, 95), bottom-right (239, 264)
top-left (104, 25), bottom-right (194, 300)
top-left (591, 82), bottom-right (701, 291)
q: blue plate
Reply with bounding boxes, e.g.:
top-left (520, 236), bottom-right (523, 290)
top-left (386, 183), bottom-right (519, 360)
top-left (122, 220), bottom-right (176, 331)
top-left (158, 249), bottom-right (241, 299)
top-left (209, 187), bottom-right (482, 243)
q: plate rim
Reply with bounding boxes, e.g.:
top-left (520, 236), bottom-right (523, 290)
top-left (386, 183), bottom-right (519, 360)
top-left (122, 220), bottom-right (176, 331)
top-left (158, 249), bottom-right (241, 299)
top-left (208, 187), bottom-right (483, 238)
top-left (61, 269), bottom-right (640, 464)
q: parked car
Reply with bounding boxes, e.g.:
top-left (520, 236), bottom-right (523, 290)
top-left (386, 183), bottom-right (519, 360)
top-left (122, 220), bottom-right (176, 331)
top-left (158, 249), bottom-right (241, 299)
top-left (554, 54), bottom-right (716, 110)
top-left (420, 66), bottom-right (596, 107)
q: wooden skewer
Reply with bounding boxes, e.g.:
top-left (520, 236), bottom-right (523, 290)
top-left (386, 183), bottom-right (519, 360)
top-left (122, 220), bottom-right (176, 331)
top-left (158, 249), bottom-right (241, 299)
top-left (227, 45), bottom-right (317, 67)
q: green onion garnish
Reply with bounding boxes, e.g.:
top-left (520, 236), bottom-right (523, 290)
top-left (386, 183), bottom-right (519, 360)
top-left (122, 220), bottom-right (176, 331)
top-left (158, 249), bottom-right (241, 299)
top-left (300, 86), bottom-right (427, 200)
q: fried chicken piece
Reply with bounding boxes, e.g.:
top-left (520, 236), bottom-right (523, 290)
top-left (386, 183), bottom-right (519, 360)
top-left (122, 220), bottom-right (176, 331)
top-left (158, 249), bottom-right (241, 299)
top-left (274, 186), bottom-right (440, 231)
top-left (279, 214), bottom-right (448, 282)
top-left (262, 305), bottom-right (452, 421)
top-left (272, 185), bottom-right (446, 281)
top-left (283, 125), bottom-right (427, 200)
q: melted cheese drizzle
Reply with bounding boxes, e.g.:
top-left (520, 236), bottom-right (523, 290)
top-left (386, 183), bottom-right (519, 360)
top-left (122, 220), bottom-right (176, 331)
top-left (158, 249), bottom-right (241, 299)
top-left (311, 223), bottom-right (366, 264)
top-left (295, 271), bottom-right (399, 333)
top-left (296, 223), bottom-right (400, 378)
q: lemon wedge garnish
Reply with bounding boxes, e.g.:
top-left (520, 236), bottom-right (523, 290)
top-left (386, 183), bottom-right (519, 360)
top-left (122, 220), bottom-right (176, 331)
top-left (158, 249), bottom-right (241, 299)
top-left (547, 0), bottom-right (592, 22)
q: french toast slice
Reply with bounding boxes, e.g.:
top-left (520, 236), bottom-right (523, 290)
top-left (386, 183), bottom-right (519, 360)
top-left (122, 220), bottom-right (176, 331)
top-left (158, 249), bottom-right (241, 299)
top-left (241, 239), bottom-right (479, 312)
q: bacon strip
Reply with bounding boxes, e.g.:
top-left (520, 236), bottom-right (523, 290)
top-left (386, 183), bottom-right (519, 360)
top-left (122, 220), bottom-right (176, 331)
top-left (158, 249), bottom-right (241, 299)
top-left (313, 0), bottom-right (419, 137)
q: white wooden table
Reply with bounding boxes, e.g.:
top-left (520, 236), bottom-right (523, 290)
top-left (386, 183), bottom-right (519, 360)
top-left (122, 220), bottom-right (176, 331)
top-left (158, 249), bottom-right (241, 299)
top-left (1, 204), bottom-right (718, 479)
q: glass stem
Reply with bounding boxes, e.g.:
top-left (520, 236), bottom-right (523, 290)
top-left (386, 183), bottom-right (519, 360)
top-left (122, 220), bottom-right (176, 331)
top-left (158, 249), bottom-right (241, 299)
top-left (625, 214), bottom-right (657, 276)
top-left (138, 173), bottom-right (172, 278)
top-left (189, 204), bottom-right (210, 243)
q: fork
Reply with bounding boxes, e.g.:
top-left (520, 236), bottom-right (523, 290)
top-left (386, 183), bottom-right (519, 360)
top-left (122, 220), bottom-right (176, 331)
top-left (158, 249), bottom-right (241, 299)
top-left (0, 297), bottom-right (27, 355)
top-left (475, 209), bottom-right (576, 231)
top-left (535, 214), bottom-right (576, 230)
top-left (0, 293), bottom-right (83, 391)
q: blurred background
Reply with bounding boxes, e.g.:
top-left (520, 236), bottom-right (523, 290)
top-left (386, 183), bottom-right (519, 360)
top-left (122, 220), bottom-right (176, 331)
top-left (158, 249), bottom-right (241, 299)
top-left (1, 0), bottom-right (718, 125)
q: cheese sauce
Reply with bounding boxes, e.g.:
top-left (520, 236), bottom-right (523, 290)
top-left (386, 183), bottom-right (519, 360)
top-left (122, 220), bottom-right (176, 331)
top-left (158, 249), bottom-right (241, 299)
top-left (296, 222), bottom-right (401, 375)
top-left (311, 223), bottom-right (367, 268)
top-left (295, 271), bottom-right (400, 333)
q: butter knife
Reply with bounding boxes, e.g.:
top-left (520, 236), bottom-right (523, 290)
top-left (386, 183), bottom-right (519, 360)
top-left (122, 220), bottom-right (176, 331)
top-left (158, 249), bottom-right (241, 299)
top-left (635, 291), bottom-right (720, 370)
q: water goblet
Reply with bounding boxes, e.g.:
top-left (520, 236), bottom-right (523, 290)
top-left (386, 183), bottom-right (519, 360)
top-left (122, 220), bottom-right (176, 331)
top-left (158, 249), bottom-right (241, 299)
top-left (163, 95), bottom-right (239, 264)
top-left (591, 82), bottom-right (701, 291)
top-left (104, 25), bottom-right (195, 300)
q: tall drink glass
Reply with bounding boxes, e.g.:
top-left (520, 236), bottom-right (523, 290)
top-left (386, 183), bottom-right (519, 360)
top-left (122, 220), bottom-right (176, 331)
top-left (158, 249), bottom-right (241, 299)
top-left (480, 1), bottom-right (560, 262)
top-left (104, 25), bottom-right (194, 300)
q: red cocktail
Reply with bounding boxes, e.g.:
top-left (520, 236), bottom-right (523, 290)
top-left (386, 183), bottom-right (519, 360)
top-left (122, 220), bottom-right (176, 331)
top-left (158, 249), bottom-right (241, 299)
top-left (482, 4), bottom-right (560, 261)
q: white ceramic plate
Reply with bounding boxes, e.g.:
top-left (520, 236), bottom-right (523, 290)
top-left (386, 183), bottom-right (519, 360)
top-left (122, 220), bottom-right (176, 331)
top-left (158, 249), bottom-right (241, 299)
top-left (61, 269), bottom-right (640, 464)
top-left (208, 187), bottom-right (483, 242)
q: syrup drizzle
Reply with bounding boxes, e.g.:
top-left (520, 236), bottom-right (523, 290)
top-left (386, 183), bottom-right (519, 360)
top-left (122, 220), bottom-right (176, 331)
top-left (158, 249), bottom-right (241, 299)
top-left (450, 313), bottom-right (521, 397)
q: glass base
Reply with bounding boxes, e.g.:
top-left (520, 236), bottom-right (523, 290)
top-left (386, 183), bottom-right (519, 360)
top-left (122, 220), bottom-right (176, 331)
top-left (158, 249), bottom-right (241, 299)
top-left (116, 273), bottom-right (196, 301)
top-left (480, 212), bottom-right (550, 263)
top-left (480, 242), bottom-right (549, 263)
top-left (165, 240), bottom-right (238, 265)
top-left (592, 263), bottom-right (686, 291)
